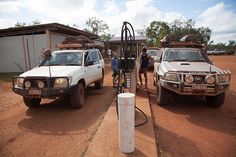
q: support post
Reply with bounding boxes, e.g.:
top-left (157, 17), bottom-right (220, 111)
top-left (46, 29), bottom-right (51, 50)
top-left (118, 93), bottom-right (135, 153)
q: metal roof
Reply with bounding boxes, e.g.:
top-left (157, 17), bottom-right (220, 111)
top-left (109, 35), bottom-right (146, 43)
top-left (0, 23), bottom-right (98, 39)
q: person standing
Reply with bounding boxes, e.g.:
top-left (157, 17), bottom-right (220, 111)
top-left (138, 48), bottom-right (149, 88)
top-left (111, 53), bottom-right (119, 87)
top-left (108, 48), bottom-right (112, 58)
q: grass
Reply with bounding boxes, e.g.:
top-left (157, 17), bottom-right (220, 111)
top-left (0, 72), bottom-right (22, 82)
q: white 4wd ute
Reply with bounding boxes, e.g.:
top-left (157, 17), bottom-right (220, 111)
top-left (153, 35), bottom-right (231, 107)
top-left (12, 48), bottom-right (104, 109)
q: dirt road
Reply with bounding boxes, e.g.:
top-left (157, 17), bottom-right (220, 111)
top-left (1, 56), bottom-right (236, 157)
top-left (148, 56), bottom-right (236, 157)
top-left (0, 67), bottom-right (115, 157)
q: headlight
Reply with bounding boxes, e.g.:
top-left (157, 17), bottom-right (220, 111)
top-left (164, 73), bottom-right (179, 81)
top-left (54, 78), bottom-right (69, 88)
top-left (24, 81), bottom-right (31, 88)
top-left (16, 78), bottom-right (24, 87)
top-left (218, 75), bottom-right (228, 83)
top-left (205, 75), bottom-right (215, 84)
top-left (185, 74), bottom-right (194, 84)
top-left (38, 81), bottom-right (45, 88)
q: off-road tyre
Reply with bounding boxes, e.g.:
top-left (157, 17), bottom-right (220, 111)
top-left (157, 81), bottom-right (169, 106)
top-left (206, 92), bottom-right (225, 108)
top-left (95, 70), bottom-right (104, 89)
top-left (23, 97), bottom-right (41, 108)
top-left (70, 83), bottom-right (85, 109)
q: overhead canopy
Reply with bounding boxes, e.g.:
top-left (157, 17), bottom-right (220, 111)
top-left (109, 35), bottom-right (146, 43)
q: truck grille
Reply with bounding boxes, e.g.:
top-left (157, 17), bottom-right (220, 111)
top-left (184, 74), bottom-right (206, 84)
top-left (24, 78), bottom-right (55, 88)
top-left (182, 72), bottom-right (213, 84)
top-left (193, 75), bottom-right (205, 84)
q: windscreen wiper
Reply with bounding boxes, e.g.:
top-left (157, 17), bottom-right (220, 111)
top-left (65, 63), bottom-right (80, 66)
top-left (169, 59), bottom-right (188, 62)
top-left (190, 59), bottom-right (206, 62)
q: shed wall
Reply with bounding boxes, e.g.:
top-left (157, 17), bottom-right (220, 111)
top-left (51, 33), bottom-right (67, 51)
top-left (0, 34), bottom-right (47, 72)
top-left (0, 33), bottom-right (67, 72)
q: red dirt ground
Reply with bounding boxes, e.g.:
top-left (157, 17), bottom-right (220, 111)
top-left (0, 66), bottom-right (115, 157)
top-left (0, 56), bottom-right (236, 157)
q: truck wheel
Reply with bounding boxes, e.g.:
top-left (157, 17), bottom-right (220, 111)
top-left (23, 97), bottom-right (41, 108)
top-left (206, 92), bottom-right (225, 108)
top-left (157, 82), bottom-right (169, 106)
top-left (70, 83), bottom-right (85, 109)
top-left (95, 71), bottom-right (104, 89)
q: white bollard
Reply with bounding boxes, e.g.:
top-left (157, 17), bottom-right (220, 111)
top-left (118, 93), bottom-right (135, 153)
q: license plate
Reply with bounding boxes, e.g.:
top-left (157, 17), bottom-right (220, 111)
top-left (29, 89), bottom-right (41, 95)
top-left (192, 84), bottom-right (207, 90)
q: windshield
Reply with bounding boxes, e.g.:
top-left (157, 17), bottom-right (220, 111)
top-left (163, 49), bottom-right (206, 62)
top-left (147, 50), bottom-right (159, 56)
top-left (41, 52), bottom-right (83, 66)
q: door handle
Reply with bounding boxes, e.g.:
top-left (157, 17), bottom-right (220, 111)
top-left (97, 66), bottom-right (101, 69)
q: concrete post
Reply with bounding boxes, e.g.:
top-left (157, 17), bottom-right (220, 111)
top-left (118, 93), bottom-right (135, 153)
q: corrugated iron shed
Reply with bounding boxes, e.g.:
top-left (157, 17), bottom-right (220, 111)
top-left (0, 23), bottom-right (98, 39)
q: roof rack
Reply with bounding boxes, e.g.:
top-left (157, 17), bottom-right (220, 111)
top-left (56, 35), bottom-right (102, 50)
top-left (160, 34), bottom-right (203, 48)
top-left (56, 43), bottom-right (103, 49)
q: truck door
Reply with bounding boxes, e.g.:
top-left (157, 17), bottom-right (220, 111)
top-left (84, 50), bottom-right (101, 84)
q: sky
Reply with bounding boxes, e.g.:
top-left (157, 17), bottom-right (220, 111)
top-left (0, 0), bottom-right (236, 44)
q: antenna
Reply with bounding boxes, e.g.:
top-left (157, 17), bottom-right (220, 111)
top-left (48, 57), bottom-right (52, 78)
top-left (210, 64), bottom-right (212, 74)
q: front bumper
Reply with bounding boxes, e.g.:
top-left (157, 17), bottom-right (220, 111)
top-left (12, 85), bottom-right (77, 98)
top-left (160, 79), bottom-right (230, 96)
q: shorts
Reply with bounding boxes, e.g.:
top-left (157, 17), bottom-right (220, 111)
top-left (139, 68), bottom-right (148, 74)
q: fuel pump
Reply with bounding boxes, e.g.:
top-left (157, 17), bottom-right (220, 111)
top-left (116, 21), bottom-right (148, 125)
top-left (116, 22), bottom-right (136, 153)
top-left (116, 22), bottom-right (148, 153)
top-left (115, 21), bottom-right (137, 117)
top-left (116, 21), bottom-right (136, 95)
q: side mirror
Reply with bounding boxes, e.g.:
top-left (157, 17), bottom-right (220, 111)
top-left (85, 60), bottom-right (93, 66)
top-left (156, 58), bottom-right (161, 63)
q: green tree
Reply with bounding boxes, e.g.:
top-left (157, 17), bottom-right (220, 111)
top-left (136, 28), bottom-right (146, 36)
top-left (15, 22), bottom-right (27, 28)
top-left (31, 20), bottom-right (41, 25)
top-left (85, 17), bottom-right (113, 41)
top-left (169, 19), bottom-right (211, 44)
top-left (228, 40), bottom-right (236, 48)
top-left (14, 20), bottom-right (41, 28)
top-left (204, 40), bottom-right (235, 51)
top-left (145, 19), bottom-right (211, 46)
top-left (146, 21), bottom-right (170, 46)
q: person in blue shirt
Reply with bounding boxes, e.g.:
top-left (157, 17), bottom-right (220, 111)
top-left (111, 53), bottom-right (119, 87)
top-left (138, 48), bottom-right (150, 88)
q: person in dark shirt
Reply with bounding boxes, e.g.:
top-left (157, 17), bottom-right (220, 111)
top-left (111, 53), bottom-right (119, 87)
top-left (138, 48), bottom-right (150, 88)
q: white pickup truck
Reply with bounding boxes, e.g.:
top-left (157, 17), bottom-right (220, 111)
top-left (153, 35), bottom-right (231, 107)
top-left (12, 49), bottom-right (104, 109)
